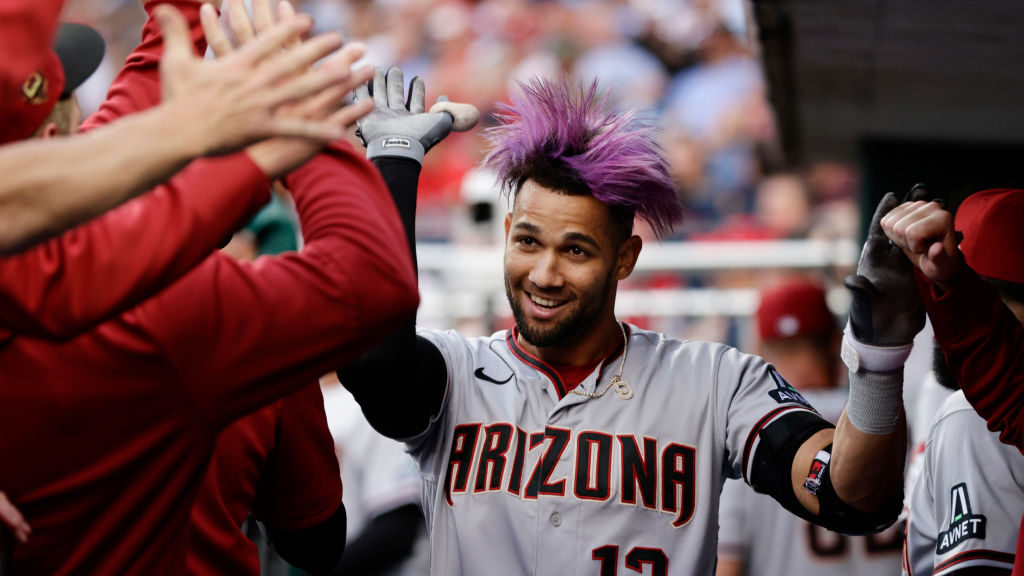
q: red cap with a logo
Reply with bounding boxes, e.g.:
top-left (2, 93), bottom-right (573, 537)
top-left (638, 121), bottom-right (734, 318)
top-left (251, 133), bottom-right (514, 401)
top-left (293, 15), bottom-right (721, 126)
top-left (0, 49), bottom-right (65, 145)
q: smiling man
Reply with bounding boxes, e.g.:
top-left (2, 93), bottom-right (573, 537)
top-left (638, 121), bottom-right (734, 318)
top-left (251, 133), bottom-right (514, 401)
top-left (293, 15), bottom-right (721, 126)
top-left (340, 72), bottom-right (915, 575)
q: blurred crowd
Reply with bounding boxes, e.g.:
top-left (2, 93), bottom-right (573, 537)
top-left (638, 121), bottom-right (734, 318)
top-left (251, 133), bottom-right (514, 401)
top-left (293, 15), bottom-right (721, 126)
top-left (64, 0), bottom-right (858, 245)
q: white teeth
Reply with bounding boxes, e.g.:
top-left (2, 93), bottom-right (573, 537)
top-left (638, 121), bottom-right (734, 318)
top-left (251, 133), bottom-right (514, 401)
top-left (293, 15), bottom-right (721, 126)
top-left (529, 294), bottom-right (562, 307)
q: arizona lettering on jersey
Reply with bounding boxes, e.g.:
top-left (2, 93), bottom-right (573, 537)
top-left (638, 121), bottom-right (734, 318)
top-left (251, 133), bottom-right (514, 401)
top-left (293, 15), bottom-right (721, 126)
top-left (443, 423), bottom-right (696, 528)
top-left (408, 324), bottom-right (821, 576)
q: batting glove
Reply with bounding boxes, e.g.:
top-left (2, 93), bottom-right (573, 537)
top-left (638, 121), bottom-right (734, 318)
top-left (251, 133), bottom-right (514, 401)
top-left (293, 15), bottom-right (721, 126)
top-left (354, 66), bottom-right (479, 164)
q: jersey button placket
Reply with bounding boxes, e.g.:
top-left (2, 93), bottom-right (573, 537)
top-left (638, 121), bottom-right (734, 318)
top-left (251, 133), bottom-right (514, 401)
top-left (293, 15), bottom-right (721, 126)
top-left (549, 511), bottom-right (561, 527)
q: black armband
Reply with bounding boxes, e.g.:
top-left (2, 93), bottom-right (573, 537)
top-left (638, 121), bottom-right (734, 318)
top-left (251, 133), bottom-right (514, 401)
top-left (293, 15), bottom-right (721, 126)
top-left (811, 444), bottom-right (903, 536)
top-left (749, 411), bottom-right (833, 525)
top-left (751, 412), bottom-right (903, 536)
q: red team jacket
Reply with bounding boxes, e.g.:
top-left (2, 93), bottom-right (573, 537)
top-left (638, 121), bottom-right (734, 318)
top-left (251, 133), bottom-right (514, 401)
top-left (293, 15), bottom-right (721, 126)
top-left (187, 384), bottom-right (342, 575)
top-left (917, 268), bottom-right (1024, 575)
top-left (0, 2), bottom-right (418, 574)
top-left (0, 1), bottom-right (271, 341)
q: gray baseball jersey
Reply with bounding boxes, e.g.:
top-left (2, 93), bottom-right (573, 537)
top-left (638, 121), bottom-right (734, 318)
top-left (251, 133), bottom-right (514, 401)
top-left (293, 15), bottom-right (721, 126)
top-left (407, 324), bottom-right (822, 575)
top-left (718, 388), bottom-right (903, 575)
top-left (904, 390), bottom-right (1024, 576)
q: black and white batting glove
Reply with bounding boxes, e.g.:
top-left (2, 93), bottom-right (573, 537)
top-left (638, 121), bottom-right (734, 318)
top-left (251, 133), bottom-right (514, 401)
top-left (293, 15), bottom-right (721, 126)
top-left (354, 67), bottom-right (479, 165)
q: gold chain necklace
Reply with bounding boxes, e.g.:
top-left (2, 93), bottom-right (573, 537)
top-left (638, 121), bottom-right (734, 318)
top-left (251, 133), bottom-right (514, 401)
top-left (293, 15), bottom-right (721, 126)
top-left (569, 321), bottom-right (633, 400)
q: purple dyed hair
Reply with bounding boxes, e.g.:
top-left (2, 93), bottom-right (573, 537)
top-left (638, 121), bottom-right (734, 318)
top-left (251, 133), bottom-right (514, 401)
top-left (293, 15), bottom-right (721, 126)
top-left (483, 77), bottom-right (683, 238)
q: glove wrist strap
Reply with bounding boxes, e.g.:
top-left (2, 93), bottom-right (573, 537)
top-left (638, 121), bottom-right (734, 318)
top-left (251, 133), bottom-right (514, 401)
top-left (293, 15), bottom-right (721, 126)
top-left (367, 136), bottom-right (425, 164)
top-left (840, 322), bottom-right (913, 373)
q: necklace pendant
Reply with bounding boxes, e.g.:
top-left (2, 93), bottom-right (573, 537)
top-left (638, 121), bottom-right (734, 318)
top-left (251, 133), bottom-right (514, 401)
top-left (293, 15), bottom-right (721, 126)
top-left (612, 376), bottom-right (633, 400)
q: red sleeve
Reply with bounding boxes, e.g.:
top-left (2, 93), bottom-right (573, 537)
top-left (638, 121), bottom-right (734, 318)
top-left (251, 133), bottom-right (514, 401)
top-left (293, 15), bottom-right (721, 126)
top-left (253, 383), bottom-right (342, 529)
top-left (0, 154), bottom-right (270, 339)
top-left (917, 268), bottom-right (1024, 452)
top-left (140, 140), bottom-right (419, 426)
top-left (0, 1), bottom-right (270, 341)
top-left (0, 1), bottom-right (63, 128)
top-left (81, 0), bottom-right (206, 132)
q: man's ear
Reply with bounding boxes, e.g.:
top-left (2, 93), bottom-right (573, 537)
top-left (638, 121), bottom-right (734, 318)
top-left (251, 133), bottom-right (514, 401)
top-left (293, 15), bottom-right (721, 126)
top-left (38, 122), bottom-right (59, 139)
top-left (504, 212), bottom-right (512, 240)
top-left (614, 235), bottom-right (643, 280)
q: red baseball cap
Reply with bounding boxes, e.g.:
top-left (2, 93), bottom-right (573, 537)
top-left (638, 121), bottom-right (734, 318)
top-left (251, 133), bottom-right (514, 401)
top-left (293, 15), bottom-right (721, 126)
top-left (0, 23), bottom-right (105, 145)
top-left (756, 279), bottom-right (836, 341)
top-left (0, 50), bottom-right (65, 145)
top-left (955, 189), bottom-right (1024, 285)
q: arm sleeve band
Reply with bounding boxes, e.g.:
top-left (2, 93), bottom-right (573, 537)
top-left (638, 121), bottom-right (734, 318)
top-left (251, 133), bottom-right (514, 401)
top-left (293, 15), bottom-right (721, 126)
top-left (337, 157), bottom-right (447, 440)
top-left (751, 414), bottom-right (903, 535)
top-left (749, 410), bottom-right (834, 525)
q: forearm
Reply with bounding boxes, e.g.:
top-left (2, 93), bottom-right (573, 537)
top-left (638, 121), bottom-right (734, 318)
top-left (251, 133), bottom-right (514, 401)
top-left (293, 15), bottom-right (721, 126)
top-left (790, 374), bottom-right (907, 519)
top-left (0, 102), bottom-right (206, 253)
top-left (0, 153), bottom-right (268, 338)
top-left (917, 269), bottom-right (1024, 450)
top-left (817, 404), bottom-right (906, 513)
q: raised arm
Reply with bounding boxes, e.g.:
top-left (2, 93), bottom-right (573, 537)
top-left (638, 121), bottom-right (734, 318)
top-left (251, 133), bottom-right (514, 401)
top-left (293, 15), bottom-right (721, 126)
top-left (754, 193), bottom-right (914, 535)
top-left (0, 3), bottom-right (354, 253)
top-left (338, 67), bottom-right (480, 440)
top-left (0, 1), bottom-right (346, 340)
top-left (882, 198), bottom-right (1024, 451)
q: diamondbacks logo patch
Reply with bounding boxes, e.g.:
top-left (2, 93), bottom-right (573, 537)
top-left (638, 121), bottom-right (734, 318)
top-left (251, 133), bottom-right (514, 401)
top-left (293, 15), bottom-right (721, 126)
top-left (937, 483), bottom-right (986, 554)
top-left (21, 72), bottom-right (48, 104)
top-left (767, 367), bottom-right (812, 409)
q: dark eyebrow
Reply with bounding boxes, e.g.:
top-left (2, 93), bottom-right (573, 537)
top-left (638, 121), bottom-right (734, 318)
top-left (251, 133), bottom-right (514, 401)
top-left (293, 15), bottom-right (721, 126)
top-left (563, 232), bottom-right (601, 250)
top-left (511, 221), bottom-right (541, 235)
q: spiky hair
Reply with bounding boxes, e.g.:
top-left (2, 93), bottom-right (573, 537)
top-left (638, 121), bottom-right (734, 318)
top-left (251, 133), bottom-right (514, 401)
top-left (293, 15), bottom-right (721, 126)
top-left (483, 77), bottom-right (683, 238)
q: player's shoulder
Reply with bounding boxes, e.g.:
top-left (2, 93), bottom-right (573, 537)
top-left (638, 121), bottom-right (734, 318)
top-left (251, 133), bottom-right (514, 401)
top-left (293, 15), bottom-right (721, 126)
top-left (416, 327), bottom-right (511, 361)
top-left (930, 390), bottom-right (979, 431)
top-left (627, 324), bottom-right (734, 363)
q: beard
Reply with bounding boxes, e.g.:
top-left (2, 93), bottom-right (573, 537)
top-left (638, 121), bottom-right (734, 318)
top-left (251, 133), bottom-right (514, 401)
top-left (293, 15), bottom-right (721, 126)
top-left (505, 267), bottom-right (616, 348)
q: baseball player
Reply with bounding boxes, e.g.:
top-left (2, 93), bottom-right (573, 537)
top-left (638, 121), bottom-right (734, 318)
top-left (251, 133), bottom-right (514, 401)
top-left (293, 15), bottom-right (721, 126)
top-left (881, 188), bottom-right (1024, 575)
top-left (0, 1), bottom-right (379, 343)
top-left (0, 4), bottom-right (418, 573)
top-left (717, 279), bottom-right (903, 576)
top-left (903, 388), bottom-right (1024, 576)
top-left (338, 70), bottom-right (917, 574)
top-left (0, 1), bottom-right (359, 255)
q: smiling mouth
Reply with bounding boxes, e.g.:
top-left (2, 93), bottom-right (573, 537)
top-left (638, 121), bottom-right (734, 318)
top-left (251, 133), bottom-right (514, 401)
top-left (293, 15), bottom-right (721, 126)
top-left (528, 293), bottom-right (567, 309)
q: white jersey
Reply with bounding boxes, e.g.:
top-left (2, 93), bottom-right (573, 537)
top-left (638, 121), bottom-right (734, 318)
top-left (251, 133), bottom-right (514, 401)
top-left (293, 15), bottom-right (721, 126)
top-left (322, 384), bottom-right (429, 576)
top-left (409, 324), bottom-right (822, 575)
top-left (718, 388), bottom-right (903, 576)
top-left (904, 390), bottom-right (1024, 576)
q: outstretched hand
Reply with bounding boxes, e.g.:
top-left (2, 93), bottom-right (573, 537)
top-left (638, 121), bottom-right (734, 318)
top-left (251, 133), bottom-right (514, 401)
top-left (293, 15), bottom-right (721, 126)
top-left (156, 0), bottom-right (368, 158)
top-left (354, 67), bottom-right (480, 164)
top-left (844, 192), bottom-right (926, 346)
top-left (197, 0), bottom-right (375, 178)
